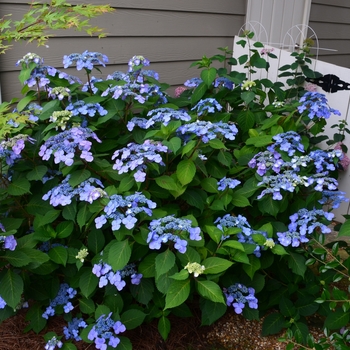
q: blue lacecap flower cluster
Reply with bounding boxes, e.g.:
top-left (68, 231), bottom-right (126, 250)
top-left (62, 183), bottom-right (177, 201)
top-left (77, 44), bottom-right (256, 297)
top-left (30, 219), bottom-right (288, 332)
top-left (223, 283), bottom-right (258, 314)
top-left (63, 317), bottom-right (87, 341)
top-left (88, 313), bottom-right (126, 350)
top-left (42, 283), bottom-right (77, 319)
top-left (146, 216), bottom-right (202, 253)
top-left (45, 336), bottom-right (63, 350)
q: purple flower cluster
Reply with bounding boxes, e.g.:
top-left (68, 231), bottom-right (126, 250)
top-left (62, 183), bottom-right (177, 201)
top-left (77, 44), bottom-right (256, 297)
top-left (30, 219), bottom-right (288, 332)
top-left (88, 313), bottom-right (126, 350)
top-left (48, 87), bottom-right (71, 101)
top-left (0, 235), bottom-right (17, 251)
top-left (146, 216), bottom-right (202, 254)
top-left (111, 140), bottom-right (169, 182)
top-left (0, 134), bottom-right (36, 166)
top-left (248, 150), bottom-right (284, 176)
top-left (39, 126), bottom-right (101, 165)
top-left (63, 51), bottom-right (108, 71)
top-left (16, 52), bottom-right (44, 67)
top-left (213, 77), bottom-right (234, 90)
top-left (95, 193), bottom-right (156, 231)
top-left (92, 261), bottom-right (142, 290)
top-left (63, 318), bottom-right (87, 341)
top-left (66, 100), bottom-right (108, 117)
top-left (298, 92), bottom-right (341, 120)
top-left (127, 108), bottom-right (191, 131)
top-left (217, 177), bottom-right (241, 191)
top-left (191, 98), bottom-right (223, 116)
top-left (223, 283), bottom-right (258, 314)
top-left (45, 336), bottom-right (63, 350)
top-left (215, 214), bottom-right (267, 257)
top-left (307, 173), bottom-right (338, 192)
top-left (81, 76), bottom-right (103, 94)
top-left (277, 208), bottom-right (334, 247)
top-left (42, 283), bottom-right (77, 319)
top-left (309, 149), bottom-right (343, 173)
top-left (42, 176), bottom-right (105, 207)
top-left (184, 77), bottom-right (203, 88)
top-left (177, 120), bottom-right (238, 143)
top-left (319, 190), bottom-right (349, 209)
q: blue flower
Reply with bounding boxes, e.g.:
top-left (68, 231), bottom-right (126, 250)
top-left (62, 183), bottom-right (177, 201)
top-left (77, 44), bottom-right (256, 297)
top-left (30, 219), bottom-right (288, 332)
top-left (223, 283), bottom-right (258, 314)
top-left (45, 336), bottom-right (63, 350)
top-left (217, 177), bottom-right (241, 191)
top-left (191, 98), bottom-right (223, 116)
top-left (63, 51), bottom-right (108, 71)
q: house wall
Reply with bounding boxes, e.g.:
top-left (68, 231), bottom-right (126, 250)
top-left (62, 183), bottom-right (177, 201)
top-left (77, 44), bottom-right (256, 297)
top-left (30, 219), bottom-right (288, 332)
top-left (309, 0), bottom-right (350, 68)
top-left (0, 0), bottom-right (246, 101)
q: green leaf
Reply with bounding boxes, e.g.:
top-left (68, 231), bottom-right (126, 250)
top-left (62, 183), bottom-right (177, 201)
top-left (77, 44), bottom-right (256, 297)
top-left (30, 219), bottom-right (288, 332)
top-left (231, 194), bottom-right (251, 207)
top-left (271, 244), bottom-right (288, 255)
top-left (201, 178), bottom-right (218, 193)
top-left (205, 225), bottom-right (223, 244)
top-left (338, 220), bottom-right (350, 237)
top-left (4, 250), bottom-right (32, 267)
top-left (77, 204), bottom-right (92, 230)
top-left (118, 175), bottom-right (135, 193)
top-left (208, 139), bottom-right (227, 150)
top-left (155, 250), bottom-right (176, 279)
top-left (155, 175), bottom-right (178, 191)
top-left (68, 169), bottom-right (91, 187)
top-left (201, 68), bottom-right (217, 87)
top-left (79, 269), bottom-right (98, 298)
top-left (62, 202), bottom-right (77, 221)
top-left (88, 229), bottom-right (105, 254)
top-left (7, 178), bottom-right (31, 196)
top-left (221, 240), bottom-right (245, 252)
top-left (287, 252), bottom-right (306, 277)
top-left (237, 110), bottom-right (255, 131)
top-left (117, 337), bottom-right (132, 350)
top-left (26, 165), bottom-right (48, 181)
top-left (56, 221), bottom-right (74, 239)
top-left (261, 312), bottom-right (285, 336)
top-left (34, 210), bottom-right (61, 228)
top-left (279, 297), bottom-right (296, 317)
top-left (170, 270), bottom-right (189, 280)
top-left (138, 253), bottom-right (156, 278)
top-left (79, 298), bottom-right (95, 314)
top-left (246, 135), bottom-right (273, 147)
top-left (243, 255), bottom-right (261, 279)
top-left (202, 257), bottom-right (233, 274)
top-left (40, 100), bottom-right (61, 120)
top-left (182, 140), bottom-right (197, 157)
top-left (25, 304), bottom-right (46, 333)
top-left (0, 269), bottom-right (23, 309)
top-left (121, 309), bottom-right (146, 330)
top-left (48, 246), bottom-right (68, 266)
top-left (165, 279), bottom-right (191, 310)
top-left (258, 196), bottom-right (280, 217)
top-left (191, 82), bottom-right (207, 105)
top-left (130, 278), bottom-right (154, 305)
top-left (241, 91), bottom-right (256, 105)
top-left (324, 307), bottom-right (349, 329)
top-left (107, 240), bottom-right (131, 271)
top-left (177, 159), bottom-right (196, 186)
top-left (200, 299), bottom-right (227, 326)
top-left (158, 316), bottom-right (171, 341)
top-left (196, 280), bottom-right (225, 303)
top-left (162, 137), bottom-right (182, 154)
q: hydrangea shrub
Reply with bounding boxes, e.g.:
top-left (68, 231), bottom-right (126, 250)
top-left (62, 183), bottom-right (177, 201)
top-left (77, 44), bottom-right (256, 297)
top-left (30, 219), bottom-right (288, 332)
top-left (0, 34), bottom-right (349, 349)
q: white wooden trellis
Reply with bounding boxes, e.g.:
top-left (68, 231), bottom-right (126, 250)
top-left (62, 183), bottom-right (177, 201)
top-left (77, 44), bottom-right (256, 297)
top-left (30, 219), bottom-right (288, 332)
top-left (232, 33), bottom-right (350, 222)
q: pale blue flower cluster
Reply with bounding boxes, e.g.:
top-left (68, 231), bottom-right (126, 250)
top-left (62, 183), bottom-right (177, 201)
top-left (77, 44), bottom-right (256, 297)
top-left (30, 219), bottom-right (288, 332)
top-left (319, 190), bottom-right (349, 209)
top-left (0, 295), bottom-right (7, 309)
top-left (267, 131), bottom-right (305, 156)
top-left (66, 100), bottom-right (108, 117)
top-left (0, 235), bottom-right (17, 251)
top-left (213, 77), bottom-right (235, 90)
top-left (248, 150), bottom-right (284, 176)
top-left (63, 317), bottom-right (87, 341)
top-left (215, 214), bottom-right (268, 257)
top-left (191, 98), bottom-right (223, 116)
top-left (128, 55), bottom-right (150, 72)
top-left (217, 177), bottom-right (241, 191)
top-left (127, 108), bottom-right (191, 131)
top-left (39, 126), bottom-right (101, 165)
top-left (92, 261), bottom-right (142, 290)
top-left (95, 193), bottom-right (156, 231)
top-left (223, 283), bottom-right (258, 314)
top-left (42, 283), bottom-right (77, 319)
top-left (277, 208), bottom-right (334, 247)
top-left (309, 149), bottom-right (343, 173)
top-left (45, 336), bottom-right (63, 350)
top-left (16, 52), bottom-right (44, 67)
top-left (63, 50), bottom-right (108, 71)
top-left (111, 140), bottom-right (169, 182)
top-left (146, 216), bottom-right (202, 254)
top-left (0, 134), bottom-right (36, 166)
top-left (184, 77), bottom-right (203, 88)
top-left (102, 82), bottom-right (167, 104)
top-left (177, 120), bottom-right (238, 143)
top-left (42, 176), bottom-right (105, 207)
top-left (298, 91), bottom-right (341, 120)
top-left (88, 313), bottom-right (126, 350)
top-left (81, 76), bottom-right (103, 94)
top-left (23, 66), bottom-right (56, 88)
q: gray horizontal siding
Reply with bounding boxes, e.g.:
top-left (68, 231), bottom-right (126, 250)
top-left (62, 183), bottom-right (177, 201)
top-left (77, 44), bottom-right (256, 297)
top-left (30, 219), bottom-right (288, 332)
top-left (309, 0), bottom-right (350, 68)
top-left (0, 1), bottom-right (246, 101)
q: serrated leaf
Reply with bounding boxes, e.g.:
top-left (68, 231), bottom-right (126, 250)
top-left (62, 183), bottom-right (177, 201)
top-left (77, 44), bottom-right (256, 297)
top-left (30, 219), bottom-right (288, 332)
top-left (118, 175), bottom-right (135, 193)
top-left (68, 170), bottom-right (91, 187)
top-left (79, 298), bottom-right (95, 314)
top-left (196, 280), bottom-right (225, 303)
top-left (338, 220), bottom-right (350, 237)
top-left (177, 159), bottom-right (196, 186)
top-left (200, 299), bottom-right (227, 325)
top-left (243, 255), bottom-right (261, 279)
top-left (325, 307), bottom-right (350, 329)
top-left (221, 240), bottom-right (245, 252)
top-left (25, 304), bottom-right (46, 333)
top-left (202, 257), bottom-right (233, 274)
top-left (7, 178), bottom-right (31, 196)
top-left (56, 221), bottom-right (74, 239)
top-left (4, 250), bottom-right (32, 267)
top-left (261, 312), bottom-right (285, 336)
top-left (162, 137), bottom-right (182, 154)
top-left (77, 204), bottom-right (92, 230)
top-left (191, 82), bottom-right (207, 105)
top-left (279, 297), bottom-right (296, 317)
top-left (287, 252), bottom-right (306, 277)
top-left (165, 279), bottom-right (191, 310)
top-left (158, 316), bottom-right (171, 341)
top-left (231, 194), bottom-right (251, 207)
top-left (48, 246), bottom-right (68, 266)
top-left (26, 165), bottom-right (48, 181)
top-left (0, 269), bottom-right (23, 309)
top-left (79, 269), bottom-right (98, 298)
top-left (170, 270), bottom-right (189, 280)
top-left (130, 278), bottom-right (154, 305)
top-left (201, 68), bottom-right (217, 87)
top-left (208, 139), bottom-right (227, 150)
top-left (237, 110), bottom-right (255, 131)
top-left (88, 229), bottom-right (105, 254)
top-left (155, 175), bottom-right (178, 191)
top-left (155, 250), bottom-right (176, 279)
top-left (121, 309), bottom-right (146, 330)
top-left (201, 178), bottom-right (218, 193)
top-left (107, 240), bottom-right (131, 271)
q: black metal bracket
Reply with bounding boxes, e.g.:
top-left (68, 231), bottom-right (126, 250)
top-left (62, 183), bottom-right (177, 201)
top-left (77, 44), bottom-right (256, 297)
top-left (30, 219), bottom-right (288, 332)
top-left (306, 74), bottom-right (350, 93)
